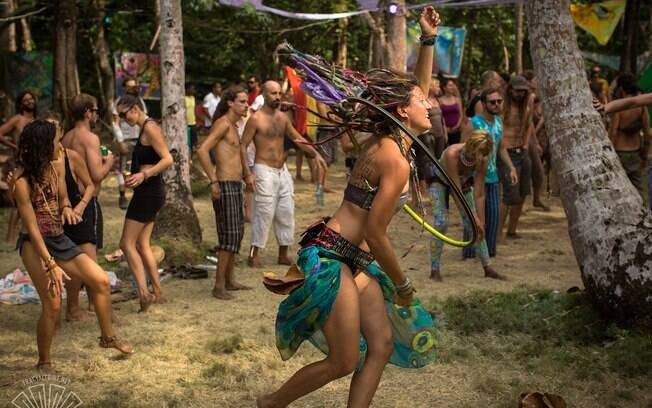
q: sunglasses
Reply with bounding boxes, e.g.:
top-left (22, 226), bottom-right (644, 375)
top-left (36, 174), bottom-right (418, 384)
top-left (486, 99), bottom-right (503, 105)
top-left (248, 80), bottom-right (257, 84)
top-left (89, 107), bottom-right (99, 113)
top-left (118, 105), bottom-right (135, 118)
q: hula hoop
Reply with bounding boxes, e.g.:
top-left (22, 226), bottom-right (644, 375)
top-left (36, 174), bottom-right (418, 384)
top-left (345, 97), bottom-right (478, 248)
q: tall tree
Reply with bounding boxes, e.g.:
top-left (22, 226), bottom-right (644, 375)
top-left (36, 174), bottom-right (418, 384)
top-left (515, 3), bottom-right (524, 74)
top-left (385, 0), bottom-right (406, 71)
top-left (54, 0), bottom-right (79, 124)
top-left (1, 0), bottom-right (17, 52)
top-left (153, 0), bottom-right (202, 243)
top-left (620, 0), bottom-right (641, 74)
top-left (526, 0), bottom-right (652, 326)
top-left (89, 0), bottom-right (114, 127)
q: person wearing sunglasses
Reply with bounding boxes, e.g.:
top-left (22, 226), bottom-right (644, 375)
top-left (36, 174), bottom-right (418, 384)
top-left (116, 94), bottom-right (173, 312)
top-left (462, 87), bottom-right (517, 259)
top-left (247, 75), bottom-right (261, 106)
top-left (61, 93), bottom-right (115, 320)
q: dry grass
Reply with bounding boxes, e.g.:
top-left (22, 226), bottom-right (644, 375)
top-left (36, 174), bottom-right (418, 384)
top-left (0, 160), bottom-right (650, 407)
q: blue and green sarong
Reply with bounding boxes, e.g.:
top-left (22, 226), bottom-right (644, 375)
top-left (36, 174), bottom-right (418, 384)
top-left (275, 245), bottom-right (437, 369)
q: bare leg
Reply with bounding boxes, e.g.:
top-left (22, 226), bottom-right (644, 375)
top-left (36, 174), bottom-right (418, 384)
top-left (226, 251), bottom-right (251, 291)
top-left (295, 149), bottom-right (305, 181)
top-left (136, 222), bottom-right (164, 302)
top-left (348, 274), bottom-right (393, 406)
top-left (506, 203), bottom-right (524, 237)
top-left (257, 266), bottom-right (361, 408)
top-left (498, 203), bottom-right (509, 243)
top-left (21, 242), bottom-right (60, 367)
top-left (278, 246), bottom-right (292, 265)
top-left (213, 250), bottom-right (234, 300)
top-left (248, 246), bottom-right (262, 268)
top-left (244, 190), bottom-right (253, 223)
top-left (120, 219), bottom-right (153, 312)
top-left (6, 207), bottom-right (18, 243)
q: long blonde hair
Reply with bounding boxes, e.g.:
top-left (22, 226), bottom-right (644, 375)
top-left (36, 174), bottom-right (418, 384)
top-left (464, 130), bottom-right (493, 162)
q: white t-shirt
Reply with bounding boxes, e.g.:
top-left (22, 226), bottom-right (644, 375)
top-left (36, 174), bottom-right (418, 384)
top-left (203, 92), bottom-right (221, 127)
top-left (250, 94), bottom-right (264, 112)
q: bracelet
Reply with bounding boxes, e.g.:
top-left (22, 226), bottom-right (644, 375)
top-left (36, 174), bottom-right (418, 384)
top-left (60, 204), bottom-right (72, 213)
top-left (209, 180), bottom-right (220, 186)
top-left (44, 256), bottom-right (56, 271)
top-left (420, 35), bottom-right (437, 46)
top-left (79, 198), bottom-right (88, 205)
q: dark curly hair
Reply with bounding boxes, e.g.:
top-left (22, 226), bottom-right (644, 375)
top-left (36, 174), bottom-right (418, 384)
top-left (17, 120), bottom-right (56, 188)
top-left (15, 90), bottom-right (37, 116)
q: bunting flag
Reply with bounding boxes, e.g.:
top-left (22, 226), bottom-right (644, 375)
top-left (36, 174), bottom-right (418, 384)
top-left (570, 0), bottom-right (626, 45)
top-left (406, 23), bottom-right (466, 77)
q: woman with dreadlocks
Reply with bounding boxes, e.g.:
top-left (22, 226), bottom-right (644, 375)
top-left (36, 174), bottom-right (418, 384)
top-left (258, 7), bottom-right (440, 408)
top-left (12, 120), bottom-right (132, 370)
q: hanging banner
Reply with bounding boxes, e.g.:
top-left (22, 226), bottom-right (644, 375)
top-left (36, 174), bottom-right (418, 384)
top-left (114, 52), bottom-right (161, 99)
top-left (570, 0), bottom-right (626, 46)
top-left (406, 23), bottom-right (466, 77)
top-left (4, 51), bottom-right (53, 113)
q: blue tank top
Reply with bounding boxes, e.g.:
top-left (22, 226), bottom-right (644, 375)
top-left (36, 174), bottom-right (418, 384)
top-left (470, 115), bottom-right (502, 184)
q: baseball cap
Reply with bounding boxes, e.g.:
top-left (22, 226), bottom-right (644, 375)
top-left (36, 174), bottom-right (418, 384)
top-left (509, 75), bottom-right (530, 91)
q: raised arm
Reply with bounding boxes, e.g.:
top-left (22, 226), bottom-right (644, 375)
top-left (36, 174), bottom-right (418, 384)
top-left (603, 93), bottom-right (652, 115)
top-left (414, 7), bottom-right (440, 96)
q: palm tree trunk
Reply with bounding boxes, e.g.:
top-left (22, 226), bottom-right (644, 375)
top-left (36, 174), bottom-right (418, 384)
top-left (153, 0), bottom-right (202, 243)
top-left (526, 0), bottom-right (652, 326)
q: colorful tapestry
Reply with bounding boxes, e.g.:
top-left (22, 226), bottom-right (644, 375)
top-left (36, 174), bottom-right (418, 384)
top-left (5, 51), bottom-right (53, 111)
top-left (114, 52), bottom-right (161, 99)
top-left (407, 23), bottom-right (466, 77)
top-left (570, 0), bottom-right (626, 45)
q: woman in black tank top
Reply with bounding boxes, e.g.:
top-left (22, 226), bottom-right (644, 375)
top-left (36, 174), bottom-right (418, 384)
top-left (115, 95), bottom-right (173, 312)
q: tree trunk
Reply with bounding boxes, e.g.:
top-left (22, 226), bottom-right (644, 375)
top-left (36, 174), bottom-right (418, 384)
top-left (526, 0), bottom-right (652, 326)
top-left (54, 0), bottom-right (79, 125)
top-left (515, 3), bottom-right (524, 74)
top-left (362, 11), bottom-right (386, 68)
top-left (336, 17), bottom-right (348, 68)
top-left (90, 0), bottom-right (114, 128)
top-left (385, 0), bottom-right (406, 71)
top-left (620, 0), bottom-right (640, 74)
top-left (153, 0), bottom-right (202, 244)
top-left (1, 0), bottom-right (17, 52)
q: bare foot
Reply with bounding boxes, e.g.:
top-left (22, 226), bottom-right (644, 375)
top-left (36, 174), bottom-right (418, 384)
top-left (277, 257), bottom-right (293, 266)
top-left (506, 232), bottom-right (522, 239)
top-left (99, 336), bottom-right (134, 354)
top-left (533, 201), bottom-right (550, 212)
top-left (226, 282), bottom-right (253, 291)
top-left (65, 309), bottom-right (92, 322)
top-left (212, 287), bottom-right (234, 300)
top-left (484, 266), bottom-right (507, 280)
top-left (430, 269), bottom-right (443, 282)
top-left (248, 257), bottom-right (262, 268)
top-left (36, 361), bottom-right (53, 372)
top-left (152, 292), bottom-right (167, 304)
top-left (296, 174), bottom-right (305, 182)
top-left (138, 294), bottom-right (154, 313)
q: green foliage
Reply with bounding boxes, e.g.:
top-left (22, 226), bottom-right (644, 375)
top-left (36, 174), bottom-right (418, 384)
top-left (437, 289), bottom-right (652, 378)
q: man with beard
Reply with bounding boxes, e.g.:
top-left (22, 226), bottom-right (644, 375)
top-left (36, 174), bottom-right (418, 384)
top-left (463, 87), bottom-right (517, 258)
top-left (498, 76), bottom-right (533, 240)
top-left (241, 80), bottom-right (327, 268)
top-left (62, 93), bottom-right (114, 320)
top-left (197, 86), bottom-right (252, 300)
top-left (1, 90), bottom-right (37, 243)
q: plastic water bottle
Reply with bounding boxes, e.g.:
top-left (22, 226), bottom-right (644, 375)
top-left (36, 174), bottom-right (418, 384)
top-left (316, 184), bottom-right (324, 208)
top-left (100, 145), bottom-right (110, 156)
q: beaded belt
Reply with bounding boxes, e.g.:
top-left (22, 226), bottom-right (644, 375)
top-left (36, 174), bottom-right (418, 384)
top-left (299, 218), bottom-right (375, 271)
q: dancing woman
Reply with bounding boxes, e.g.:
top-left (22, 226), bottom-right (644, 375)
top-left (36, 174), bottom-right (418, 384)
top-left (116, 95), bottom-right (173, 312)
top-left (258, 7), bottom-right (441, 408)
top-left (12, 120), bottom-right (132, 370)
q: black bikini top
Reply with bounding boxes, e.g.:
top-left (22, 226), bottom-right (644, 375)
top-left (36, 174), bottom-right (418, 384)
top-left (343, 181), bottom-right (409, 211)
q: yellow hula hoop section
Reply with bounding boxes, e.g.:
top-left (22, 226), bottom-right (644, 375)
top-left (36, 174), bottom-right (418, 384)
top-left (402, 204), bottom-right (473, 248)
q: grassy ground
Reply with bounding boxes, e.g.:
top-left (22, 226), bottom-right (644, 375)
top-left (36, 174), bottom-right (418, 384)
top-left (0, 160), bottom-right (650, 407)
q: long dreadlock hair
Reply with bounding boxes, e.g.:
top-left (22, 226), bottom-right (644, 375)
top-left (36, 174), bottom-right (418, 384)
top-left (278, 42), bottom-right (419, 145)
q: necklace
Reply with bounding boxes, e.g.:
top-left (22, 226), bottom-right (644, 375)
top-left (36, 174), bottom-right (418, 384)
top-left (459, 149), bottom-right (476, 167)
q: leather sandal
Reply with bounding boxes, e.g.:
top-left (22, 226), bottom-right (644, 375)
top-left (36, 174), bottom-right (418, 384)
top-left (99, 336), bottom-right (134, 354)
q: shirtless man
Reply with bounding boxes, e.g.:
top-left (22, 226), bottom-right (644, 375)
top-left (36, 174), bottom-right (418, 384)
top-left (1, 90), bottom-right (37, 243)
top-left (608, 74), bottom-right (650, 198)
top-left (197, 85), bottom-right (252, 300)
top-left (62, 93), bottom-right (114, 318)
top-left (498, 76), bottom-right (533, 240)
top-left (241, 80), bottom-right (326, 267)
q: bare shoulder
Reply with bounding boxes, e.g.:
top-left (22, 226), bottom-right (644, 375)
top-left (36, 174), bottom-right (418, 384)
top-left (376, 140), bottom-right (410, 174)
